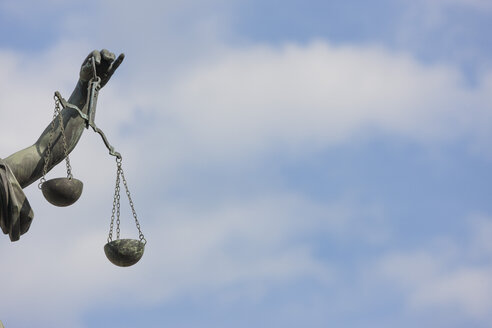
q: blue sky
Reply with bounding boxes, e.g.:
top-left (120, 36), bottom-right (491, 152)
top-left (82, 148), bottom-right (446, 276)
top-left (0, 0), bottom-right (492, 327)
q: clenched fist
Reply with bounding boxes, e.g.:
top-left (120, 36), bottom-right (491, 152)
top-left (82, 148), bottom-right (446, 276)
top-left (79, 49), bottom-right (125, 88)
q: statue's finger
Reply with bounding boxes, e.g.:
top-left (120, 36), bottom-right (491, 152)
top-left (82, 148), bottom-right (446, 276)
top-left (107, 53), bottom-right (125, 76)
top-left (97, 49), bottom-right (113, 77)
top-left (84, 50), bottom-right (101, 66)
top-left (80, 60), bottom-right (95, 81)
top-left (94, 50), bottom-right (102, 65)
top-left (83, 51), bottom-right (95, 64)
top-left (101, 49), bottom-right (116, 62)
top-left (99, 53), bottom-right (125, 87)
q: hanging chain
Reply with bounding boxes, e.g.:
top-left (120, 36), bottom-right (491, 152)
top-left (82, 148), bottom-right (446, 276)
top-left (108, 160), bottom-right (121, 243)
top-left (38, 93), bottom-right (73, 189)
top-left (116, 164), bottom-right (121, 240)
top-left (39, 95), bottom-right (60, 188)
top-left (119, 158), bottom-right (146, 244)
top-left (107, 157), bottom-right (146, 244)
top-left (57, 95), bottom-right (73, 180)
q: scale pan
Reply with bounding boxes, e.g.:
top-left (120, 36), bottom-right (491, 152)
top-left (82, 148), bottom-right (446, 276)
top-left (42, 178), bottom-right (83, 207)
top-left (104, 239), bottom-right (145, 267)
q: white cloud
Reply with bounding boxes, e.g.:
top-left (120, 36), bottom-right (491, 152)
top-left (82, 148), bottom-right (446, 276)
top-left (0, 190), bottom-right (350, 326)
top-left (4, 3), bottom-right (491, 164)
top-left (411, 267), bottom-right (492, 318)
top-left (0, 1), bottom-right (491, 326)
top-left (1, 34), bottom-right (490, 326)
top-left (378, 215), bottom-right (492, 321)
top-left (123, 41), bottom-right (492, 171)
top-left (4, 38), bottom-right (492, 178)
top-left (0, 41), bottom-right (91, 157)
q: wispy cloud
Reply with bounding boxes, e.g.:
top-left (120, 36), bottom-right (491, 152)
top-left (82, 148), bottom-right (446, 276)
top-left (1, 32), bottom-right (491, 326)
top-left (378, 215), bottom-right (492, 321)
top-left (1, 1), bottom-right (491, 327)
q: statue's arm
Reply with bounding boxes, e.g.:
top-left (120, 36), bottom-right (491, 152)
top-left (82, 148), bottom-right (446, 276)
top-left (4, 50), bottom-right (124, 189)
top-left (4, 81), bottom-right (89, 188)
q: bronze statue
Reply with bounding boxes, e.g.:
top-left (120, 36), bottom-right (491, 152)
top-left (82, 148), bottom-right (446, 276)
top-left (0, 49), bottom-right (124, 241)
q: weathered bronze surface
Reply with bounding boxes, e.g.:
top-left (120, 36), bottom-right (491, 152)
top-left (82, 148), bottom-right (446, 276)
top-left (0, 158), bottom-right (34, 241)
top-left (0, 49), bottom-right (124, 241)
top-left (5, 49), bottom-right (124, 189)
top-left (41, 178), bottom-right (83, 207)
top-left (104, 239), bottom-right (145, 267)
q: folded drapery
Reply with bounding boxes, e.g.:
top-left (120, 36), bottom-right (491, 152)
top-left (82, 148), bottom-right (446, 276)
top-left (0, 158), bottom-right (34, 241)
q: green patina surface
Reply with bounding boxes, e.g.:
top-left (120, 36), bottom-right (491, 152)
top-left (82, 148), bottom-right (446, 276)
top-left (104, 239), bottom-right (145, 267)
top-left (41, 178), bottom-right (83, 207)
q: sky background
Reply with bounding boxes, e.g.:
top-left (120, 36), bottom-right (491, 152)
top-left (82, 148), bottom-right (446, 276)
top-left (0, 0), bottom-right (492, 327)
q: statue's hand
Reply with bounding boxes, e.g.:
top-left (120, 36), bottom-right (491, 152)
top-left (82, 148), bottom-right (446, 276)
top-left (79, 49), bottom-right (125, 88)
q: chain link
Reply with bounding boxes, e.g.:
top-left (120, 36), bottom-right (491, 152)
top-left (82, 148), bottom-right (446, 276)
top-left (106, 157), bottom-right (146, 244)
top-left (39, 93), bottom-right (74, 189)
top-left (119, 160), bottom-right (146, 244)
top-left (107, 161), bottom-right (121, 243)
top-left (39, 95), bottom-right (59, 188)
top-left (57, 99), bottom-right (73, 180)
top-left (116, 167), bottom-right (121, 239)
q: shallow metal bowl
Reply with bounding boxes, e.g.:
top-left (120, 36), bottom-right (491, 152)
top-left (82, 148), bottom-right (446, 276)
top-left (104, 239), bottom-right (145, 267)
top-left (41, 178), bottom-right (83, 207)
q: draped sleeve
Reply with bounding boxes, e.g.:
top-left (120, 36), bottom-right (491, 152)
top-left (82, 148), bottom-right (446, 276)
top-left (0, 158), bottom-right (34, 241)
